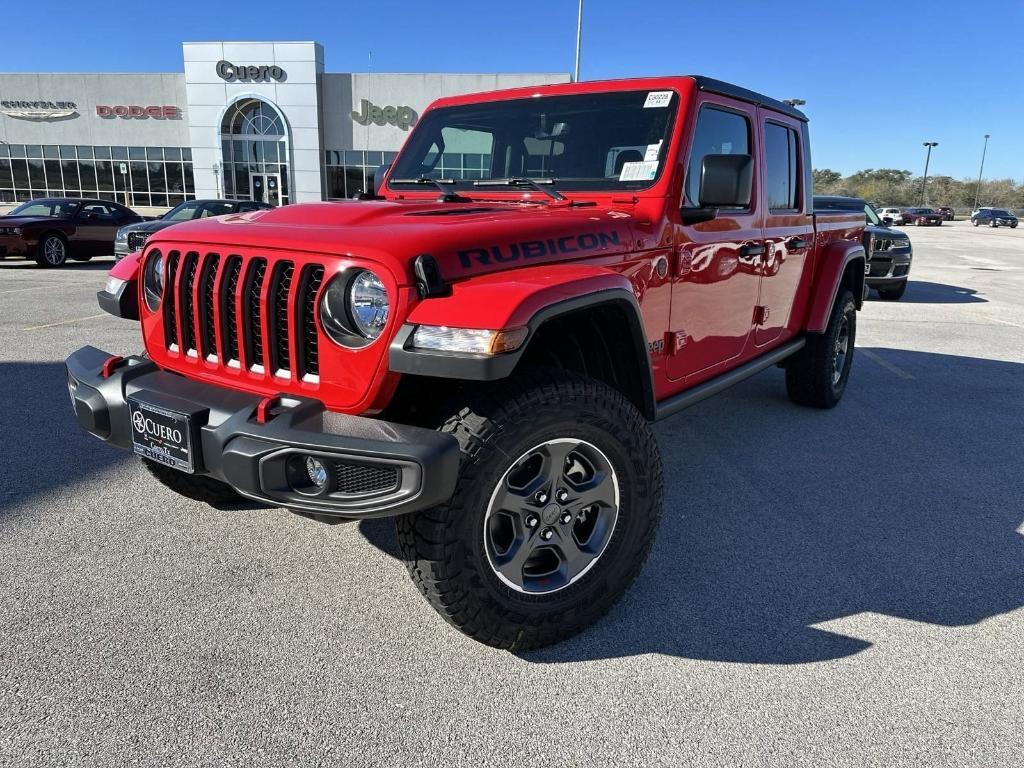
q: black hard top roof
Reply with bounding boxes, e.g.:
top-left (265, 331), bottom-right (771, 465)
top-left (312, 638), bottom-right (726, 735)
top-left (691, 76), bottom-right (808, 122)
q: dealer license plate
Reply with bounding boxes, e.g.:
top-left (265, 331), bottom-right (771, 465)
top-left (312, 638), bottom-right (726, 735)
top-left (128, 397), bottom-right (194, 473)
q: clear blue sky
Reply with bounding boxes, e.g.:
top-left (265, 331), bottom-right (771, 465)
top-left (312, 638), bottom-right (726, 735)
top-left (4, 0), bottom-right (1021, 180)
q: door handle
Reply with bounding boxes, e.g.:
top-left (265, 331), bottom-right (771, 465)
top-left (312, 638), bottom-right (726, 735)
top-left (739, 243), bottom-right (766, 259)
top-left (788, 237), bottom-right (809, 250)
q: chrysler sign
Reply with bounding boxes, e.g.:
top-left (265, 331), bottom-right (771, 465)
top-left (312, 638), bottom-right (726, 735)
top-left (1, 100), bottom-right (78, 120)
top-left (216, 60), bottom-right (286, 82)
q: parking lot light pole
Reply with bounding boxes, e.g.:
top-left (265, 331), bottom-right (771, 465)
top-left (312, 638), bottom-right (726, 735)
top-left (974, 134), bottom-right (991, 211)
top-left (920, 141), bottom-right (938, 205)
top-left (573, 0), bottom-right (583, 82)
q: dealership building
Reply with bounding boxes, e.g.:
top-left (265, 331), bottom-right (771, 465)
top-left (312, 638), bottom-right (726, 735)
top-left (0, 41), bottom-right (568, 210)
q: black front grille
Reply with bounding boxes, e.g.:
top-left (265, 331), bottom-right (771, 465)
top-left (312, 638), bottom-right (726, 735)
top-left (160, 251), bottom-right (324, 381)
top-left (869, 257), bottom-right (893, 277)
top-left (221, 256), bottom-right (243, 363)
top-left (299, 265), bottom-right (324, 377)
top-left (162, 251), bottom-right (178, 347)
top-left (180, 253), bottom-right (200, 354)
top-left (245, 259), bottom-right (267, 368)
top-left (128, 232), bottom-right (150, 250)
top-left (270, 262), bottom-right (294, 373)
top-left (333, 461), bottom-right (400, 495)
top-left (199, 254), bottom-right (220, 359)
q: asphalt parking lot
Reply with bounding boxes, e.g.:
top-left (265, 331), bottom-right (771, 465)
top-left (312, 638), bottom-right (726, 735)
top-left (1, 219), bottom-right (1022, 766)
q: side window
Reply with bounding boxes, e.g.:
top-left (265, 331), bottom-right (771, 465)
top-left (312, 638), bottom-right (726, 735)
top-left (764, 122), bottom-right (799, 210)
top-left (685, 106), bottom-right (751, 207)
top-left (81, 203), bottom-right (115, 219)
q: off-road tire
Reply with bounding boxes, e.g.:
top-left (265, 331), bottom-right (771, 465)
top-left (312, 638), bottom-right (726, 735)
top-left (396, 369), bottom-right (663, 650)
top-left (34, 233), bottom-right (68, 267)
top-left (142, 458), bottom-right (244, 507)
top-left (785, 289), bottom-right (857, 409)
top-left (877, 281), bottom-right (907, 301)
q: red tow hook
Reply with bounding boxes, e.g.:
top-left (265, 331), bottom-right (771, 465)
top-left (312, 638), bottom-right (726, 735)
top-left (100, 355), bottom-right (125, 379)
top-left (255, 394), bottom-right (286, 425)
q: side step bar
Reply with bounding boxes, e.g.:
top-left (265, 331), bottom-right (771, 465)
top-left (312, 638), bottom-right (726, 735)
top-left (654, 338), bottom-right (806, 421)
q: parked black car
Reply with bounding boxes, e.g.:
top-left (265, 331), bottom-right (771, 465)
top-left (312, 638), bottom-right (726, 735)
top-left (0, 198), bottom-right (144, 267)
top-left (114, 198), bottom-right (273, 260)
top-left (970, 207), bottom-right (1018, 228)
top-left (815, 195), bottom-right (913, 301)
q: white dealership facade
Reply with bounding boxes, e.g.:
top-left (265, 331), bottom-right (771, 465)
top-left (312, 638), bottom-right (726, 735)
top-left (0, 41), bottom-right (568, 210)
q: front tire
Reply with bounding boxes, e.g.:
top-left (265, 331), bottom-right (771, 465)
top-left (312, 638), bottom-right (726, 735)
top-left (397, 370), bottom-right (663, 650)
top-left (34, 233), bottom-right (68, 267)
top-left (785, 289), bottom-right (857, 409)
top-left (973, 219), bottom-right (979, 226)
top-left (990, 220), bottom-right (998, 228)
top-left (142, 459), bottom-right (244, 507)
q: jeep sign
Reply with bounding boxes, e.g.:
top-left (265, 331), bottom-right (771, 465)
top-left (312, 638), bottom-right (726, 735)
top-left (350, 99), bottom-right (417, 131)
top-left (216, 60), bottom-right (286, 82)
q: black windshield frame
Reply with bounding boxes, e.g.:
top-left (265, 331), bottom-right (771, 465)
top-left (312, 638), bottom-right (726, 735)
top-left (388, 90), bottom-right (680, 194)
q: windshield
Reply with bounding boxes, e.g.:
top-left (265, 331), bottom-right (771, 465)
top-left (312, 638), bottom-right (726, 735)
top-left (389, 90), bottom-right (678, 193)
top-left (8, 200), bottom-right (80, 217)
top-left (163, 201), bottom-right (203, 221)
top-left (865, 204), bottom-right (881, 226)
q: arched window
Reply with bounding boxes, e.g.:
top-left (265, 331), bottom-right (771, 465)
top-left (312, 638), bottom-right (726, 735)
top-left (220, 97), bottom-right (289, 206)
top-left (221, 99), bottom-right (286, 138)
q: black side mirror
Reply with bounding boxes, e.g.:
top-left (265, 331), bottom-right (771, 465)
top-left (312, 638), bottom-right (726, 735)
top-left (699, 154), bottom-right (753, 208)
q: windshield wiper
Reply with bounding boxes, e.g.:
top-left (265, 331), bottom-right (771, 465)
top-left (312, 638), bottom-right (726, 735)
top-left (472, 177), bottom-right (568, 203)
top-left (389, 176), bottom-right (471, 203)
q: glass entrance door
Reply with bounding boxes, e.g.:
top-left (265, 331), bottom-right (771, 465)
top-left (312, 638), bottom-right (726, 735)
top-left (250, 173), bottom-right (281, 206)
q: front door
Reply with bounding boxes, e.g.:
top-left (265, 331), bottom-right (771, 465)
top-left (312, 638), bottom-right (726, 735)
top-left (250, 174), bottom-right (281, 206)
top-left (73, 202), bottom-right (121, 256)
top-left (667, 98), bottom-right (763, 382)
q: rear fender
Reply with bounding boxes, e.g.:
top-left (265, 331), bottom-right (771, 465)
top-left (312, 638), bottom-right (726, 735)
top-left (388, 264), bottom-right (655, 415)
top-left (806, 241), bottom-right (865, 333)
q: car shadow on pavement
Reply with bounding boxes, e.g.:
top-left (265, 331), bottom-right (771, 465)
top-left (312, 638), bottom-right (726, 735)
top-left (872, 281), bottom-right (987, 304)
top-left (0, 259), bottom-right (115, 272)
top-left (0, 360), bottom-right (274, 518)
top-left (0, 361), bottom-right (131, 520)
top-left (362, 348), bottom-right (1024, 665)
top-left (523, 348), bottom-right (1024, 664)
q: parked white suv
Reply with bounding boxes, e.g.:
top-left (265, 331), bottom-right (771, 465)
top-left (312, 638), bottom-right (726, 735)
top-left (877, 207), bottom-right (905, 225)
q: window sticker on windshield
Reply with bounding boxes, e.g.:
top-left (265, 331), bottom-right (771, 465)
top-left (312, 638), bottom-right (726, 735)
top-left (644, 141), bottom-right (663, 162)
top-left (643, 91), bottom-right (673, 108)
top-left (619, 161), bottom-right (659, 182)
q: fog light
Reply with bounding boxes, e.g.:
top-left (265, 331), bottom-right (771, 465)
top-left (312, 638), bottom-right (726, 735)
top-left (305, 456), bottom-right (329, 489)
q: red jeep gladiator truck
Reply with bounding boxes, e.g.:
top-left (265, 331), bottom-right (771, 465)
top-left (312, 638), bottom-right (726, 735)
top-left (67, 76), bottom-right (865, 649)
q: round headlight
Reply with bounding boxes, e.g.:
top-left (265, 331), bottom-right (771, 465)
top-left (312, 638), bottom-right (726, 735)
top-left (320, 270), bottom-right (390, 346)
top-left (143, 251), bottom-right (165, 312)
top-left (349, 271), bottom-right (389, 339)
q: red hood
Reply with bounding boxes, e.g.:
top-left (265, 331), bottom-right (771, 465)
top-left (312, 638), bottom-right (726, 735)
top-left (146, 200), bottom-right (640, 285)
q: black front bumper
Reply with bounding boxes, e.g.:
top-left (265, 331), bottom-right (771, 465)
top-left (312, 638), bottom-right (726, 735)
top-left (65, 346), bottom-right (460, 519)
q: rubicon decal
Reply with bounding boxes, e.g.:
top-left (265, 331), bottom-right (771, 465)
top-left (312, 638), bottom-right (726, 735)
top-left (457, 231), bottom-right (623, 268)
